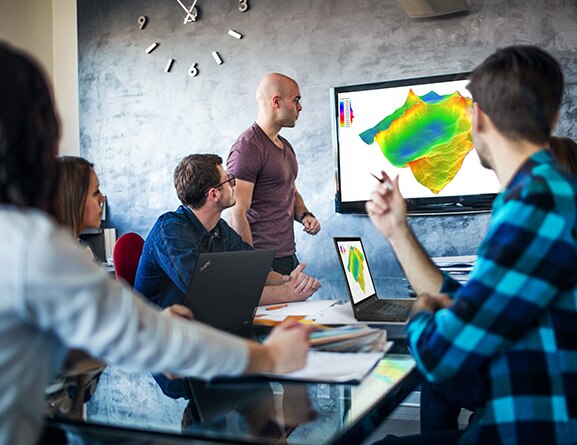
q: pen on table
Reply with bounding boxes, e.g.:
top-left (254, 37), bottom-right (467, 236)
top-left (266, 303), bottom-right (289, 311)
top-left (369, 172), bottom-right (394, 191)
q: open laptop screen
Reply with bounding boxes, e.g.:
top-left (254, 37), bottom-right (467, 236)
top-left (334, 238), bottom-right (377, 304)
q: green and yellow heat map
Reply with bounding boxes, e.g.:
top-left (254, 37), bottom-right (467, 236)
top-left (347, 246), bottom-right (366, 293)
top-left (359, 89), bottom-right (473, 194)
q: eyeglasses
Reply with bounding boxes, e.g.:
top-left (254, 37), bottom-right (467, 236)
top-left (204, 174), bottom-right (236, 196)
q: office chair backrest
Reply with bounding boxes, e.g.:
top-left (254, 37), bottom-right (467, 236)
top-left (113, 232), bottom-right (145, 287)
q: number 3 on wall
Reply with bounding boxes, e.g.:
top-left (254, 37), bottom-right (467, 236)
top-left (238, 0), bottom-right (248, 12)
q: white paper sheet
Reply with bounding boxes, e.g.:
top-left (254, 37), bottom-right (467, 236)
top-left (255, 299), bottom-right (338, 317)
top-left (261, 346), bottom-right (392, 383)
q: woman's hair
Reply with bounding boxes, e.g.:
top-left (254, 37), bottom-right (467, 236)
top-left (549, 136), bottom-right (577, 175)
top-left (54, 156), bottom-right (94, 237)
top-left (0, 43), bottom-right (60, 212)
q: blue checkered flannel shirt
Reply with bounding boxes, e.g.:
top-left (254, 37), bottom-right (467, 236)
top-left (407, 150), bottom-right (577, 444)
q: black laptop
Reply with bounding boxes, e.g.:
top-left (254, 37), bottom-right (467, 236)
top-left (333, 237), bottom-right (414, 323)
top-left (183, 249), bottom-right (275, 333)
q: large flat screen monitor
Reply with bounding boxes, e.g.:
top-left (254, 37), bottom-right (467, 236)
top-left (331, 73), bottom-right (500, 215)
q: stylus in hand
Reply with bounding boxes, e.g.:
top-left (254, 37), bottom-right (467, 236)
top-left (369, 172), bottom-right (394, 191)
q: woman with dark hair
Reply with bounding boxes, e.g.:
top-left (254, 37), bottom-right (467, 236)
top-left (0, 42), bottom-right (312, 445)
top-left (54, 156), bottom-right (106, 238)
top-left (0, 47), bottom-right (60, 213)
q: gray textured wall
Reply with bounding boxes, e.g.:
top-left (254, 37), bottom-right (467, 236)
top-left (78, 0), bottom-right (577, 300)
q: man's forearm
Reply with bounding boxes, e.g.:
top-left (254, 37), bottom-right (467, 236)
top-left (293, 190), bottom-right (308, 222)
top-left (229, 210), bottom-right (253, 245)
top-left (260, 285), bottom-right (293, 305)
top-left (244, 342), bottom-right (274, 373)
top-left (388, 223), bottom-right (443, 295)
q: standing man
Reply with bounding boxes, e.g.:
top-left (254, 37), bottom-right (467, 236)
top-left (368, 45), bottom-right (577, 444)
top-left (227, 73), bottom-right (321, 276)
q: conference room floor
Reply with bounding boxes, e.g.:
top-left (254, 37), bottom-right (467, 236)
top-left (360, 391), bottom-right (472, 444)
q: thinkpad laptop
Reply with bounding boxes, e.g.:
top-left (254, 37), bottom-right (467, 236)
top-left (333, 237), bottom-right (414, 323)
top-left (183, 250), bottom-right (275, 333)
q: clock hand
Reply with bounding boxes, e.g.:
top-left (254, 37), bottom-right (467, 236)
top-left (175, 0), bottom-right (191, 13)
top-left (175, 0), bottom-right (198, 23)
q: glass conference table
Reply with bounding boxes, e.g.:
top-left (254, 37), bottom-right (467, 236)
top-left (45, 343), bottom-right (419, 445)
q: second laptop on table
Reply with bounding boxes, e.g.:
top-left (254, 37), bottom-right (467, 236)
top-left (334, 237), bottom-right (414, 323)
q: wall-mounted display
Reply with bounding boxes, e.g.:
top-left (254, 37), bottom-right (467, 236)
top-left (331, 73), bottom-right (500, 215)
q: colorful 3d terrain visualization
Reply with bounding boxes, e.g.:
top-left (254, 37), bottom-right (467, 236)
top-left (359, 89), bottom-right (473, 194)
top-left (347, 246), bottom-right (366, 293)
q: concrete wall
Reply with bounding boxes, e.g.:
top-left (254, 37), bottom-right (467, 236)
top-left (75, 0), bottom-right (577, 299)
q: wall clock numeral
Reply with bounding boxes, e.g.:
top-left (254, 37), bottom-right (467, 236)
top-left (138, 16), bottom-right (147, 30)
top-left (145, 42), bottom-right (158, 54)
top-left (239, 0), bottom-right (248, 12)
top-left (228, 29), bottom-right (242, 39)
top-left (187, 63), bottom-right (199, 77)
top-left (212, 51), bottom-right (223, 65)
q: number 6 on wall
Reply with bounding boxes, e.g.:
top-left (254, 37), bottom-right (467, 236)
top-left (187, 63), bottom-right (198, 77)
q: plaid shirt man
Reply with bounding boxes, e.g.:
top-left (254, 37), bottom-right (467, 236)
top-left (407, 149), bottom-right (577, 444)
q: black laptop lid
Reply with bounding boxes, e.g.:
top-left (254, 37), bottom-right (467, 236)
top-left (184, 249), bottom-right (275, 332)
top-left (333, 237), bottom-right (378, 307)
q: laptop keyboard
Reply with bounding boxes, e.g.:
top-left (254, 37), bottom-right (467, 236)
top-left (363, 300), bottom-right (412, 322)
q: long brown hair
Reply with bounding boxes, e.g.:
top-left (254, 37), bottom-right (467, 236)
top-left (53, 156), bottom-right (94, 237)
top-left (0, 43), bottom-right (60, 212)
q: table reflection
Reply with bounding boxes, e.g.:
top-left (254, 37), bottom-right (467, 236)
top-left (45, 354), bottom-right (417, 445)
top-left (183, 380), bottom-right (317, 442)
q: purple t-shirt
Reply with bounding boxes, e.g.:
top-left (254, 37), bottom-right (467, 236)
top-left (227, 122), bottom-right (298, 257)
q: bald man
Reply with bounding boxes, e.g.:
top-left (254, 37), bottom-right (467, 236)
top-left (227, 73), bottom-right (321, 276)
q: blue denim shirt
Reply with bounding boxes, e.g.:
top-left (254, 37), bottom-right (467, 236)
top-left (134, 205), bottom-right (252, 309)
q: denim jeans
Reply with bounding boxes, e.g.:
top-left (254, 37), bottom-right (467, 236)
top-left (420, 373), bottom-right (481, 433)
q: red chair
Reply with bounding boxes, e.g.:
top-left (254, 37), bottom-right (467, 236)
top-left (112, 232), bottom-right (145, 287)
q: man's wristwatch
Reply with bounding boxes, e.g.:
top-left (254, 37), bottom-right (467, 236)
top-left (299, 211), bottom-right (315, 222)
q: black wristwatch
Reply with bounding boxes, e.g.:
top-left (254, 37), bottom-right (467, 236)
top-left (299, 211), bottom-right (315, 222)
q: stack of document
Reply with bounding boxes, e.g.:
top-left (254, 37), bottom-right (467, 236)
top-left (432, 254), bottom-right (477, 284)
top-left (255, 301), bottom-right (387, 353)
top-left (404, 255), bottom-right (476, 297)
top-left (310, 325), bottom-right (387, 353)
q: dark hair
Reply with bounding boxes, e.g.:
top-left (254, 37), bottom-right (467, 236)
top-left (549, 136), bottom-right (577, 175)
top-left (467, 45), bottom-right (563, 145)
top-left (0, 43), bottom-right (60, 212)
top-left (173, 154), bottom-right (222, 208)
top-left (54, 156), bottom-right (94, 237)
